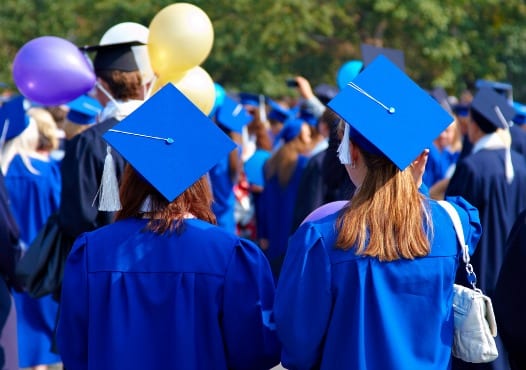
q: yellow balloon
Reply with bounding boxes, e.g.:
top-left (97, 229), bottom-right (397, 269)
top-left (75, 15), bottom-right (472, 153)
top-left (148, 3), bottom-right (214, 76)
top-left (152, 66), bottom-right (215, 115)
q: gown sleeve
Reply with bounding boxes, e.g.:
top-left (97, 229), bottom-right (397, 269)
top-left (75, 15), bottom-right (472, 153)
top-left (56, 234), bottom-right (89, 370)
top-left (274, 223), bottom-right (333, 369)
top-left (222, 238), bottom-right (281, 370)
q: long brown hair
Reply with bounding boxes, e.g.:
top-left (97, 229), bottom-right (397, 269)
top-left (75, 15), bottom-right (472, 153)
top-left (336, 145), bottom-right (432, 261)
top-left (115, 164), bottom-right (216, 233)
top-left (264, 127), bottom-right (311, 187)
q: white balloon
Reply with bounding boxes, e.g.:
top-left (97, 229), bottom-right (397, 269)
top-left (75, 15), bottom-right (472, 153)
top-left (99, 22), bottom-right (155, 86)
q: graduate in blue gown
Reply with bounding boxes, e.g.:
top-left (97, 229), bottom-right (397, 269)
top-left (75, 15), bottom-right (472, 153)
top-left (209, 96), bottom-right (252, 234)
top-left (56, 84), bottom-right (280, 370)
top-left (1, 100), bottom-right (62, 369)
top-left (258, 117), bottom-right (313, 279)
top-left (446, 87), bottom-right (526, 370)
top-left (274, 56), bottom-right (482, 370)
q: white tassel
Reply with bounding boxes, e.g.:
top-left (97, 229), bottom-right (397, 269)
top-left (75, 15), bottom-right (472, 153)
top-left (505, 147), bottom-right (514, 184)
top-left (95, 146), bottom-right (122, 211)
top-left (338, 123), bottom-right (352, 165)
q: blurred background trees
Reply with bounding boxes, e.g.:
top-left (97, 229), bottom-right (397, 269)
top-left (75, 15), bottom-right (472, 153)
top-left (1, 0), bottom-right (525, 100)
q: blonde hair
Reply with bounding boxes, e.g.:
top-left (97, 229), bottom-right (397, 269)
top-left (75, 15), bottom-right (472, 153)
top-left (1, 117), bottom-right (40, 175)
top-left (336, 146), bottom-right (432, 261)
top-left (28, 107), bottom-right (59, 152)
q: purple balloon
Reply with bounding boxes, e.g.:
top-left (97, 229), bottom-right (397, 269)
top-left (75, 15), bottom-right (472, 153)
top-left (301, 201), bottom-right (349, 225)
top-left (13, 36), bottom-right (96, 106)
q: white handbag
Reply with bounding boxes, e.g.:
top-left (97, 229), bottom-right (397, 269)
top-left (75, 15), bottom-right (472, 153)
top-left (438, 201), bottom-right (498, 363)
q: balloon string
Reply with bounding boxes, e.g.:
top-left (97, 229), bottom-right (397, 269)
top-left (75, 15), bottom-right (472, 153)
top-left (96, 81), bottom-right (123, 115)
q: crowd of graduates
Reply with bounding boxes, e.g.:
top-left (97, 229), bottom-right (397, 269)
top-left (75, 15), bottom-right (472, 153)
top-left (1, 21), bottom-right (526, 370)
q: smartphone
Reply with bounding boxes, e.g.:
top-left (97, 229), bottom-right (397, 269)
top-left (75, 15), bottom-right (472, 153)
top-left (286, 78), bottom-right (298, 87)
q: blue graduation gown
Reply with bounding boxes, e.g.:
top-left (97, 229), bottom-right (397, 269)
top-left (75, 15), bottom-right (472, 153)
top-left (446, 148), bottom-right (526, 370)
top-left (423, 144), bottom-right (446, 188)
top-left (258, 155), bottom-right (309, 277)
top-left (446, 148), bottom-right (526, 296)
top-left (494, 209), bottom-right (526, 370)
top-left (5, 155), bottom-right (62, 367)
top-left (274, 197), bottom-right (481, 370)
top-left (209, 155), bottom-right (237, 234)
top-left (57, 218), bottom-right (280, 370)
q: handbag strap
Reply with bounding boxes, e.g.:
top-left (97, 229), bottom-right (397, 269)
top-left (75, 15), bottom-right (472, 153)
top-left (437, 200), bottom-right (478, 290)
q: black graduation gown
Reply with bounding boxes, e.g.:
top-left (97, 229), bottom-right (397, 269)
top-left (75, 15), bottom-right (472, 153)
top-left (447, 148), bottom-right (526, 370)
top-left (290, 148), bottom-right (355, 233)
top-left (59, 118), bottom-right (126, 240)
top-left (0, 172), bottom-right (22, 370)
top-left (494, 209), bottom-right (526, 370)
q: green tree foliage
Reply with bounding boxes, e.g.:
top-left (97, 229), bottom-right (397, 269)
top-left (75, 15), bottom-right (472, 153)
top-left (0, 0), bottom-right (525, 100)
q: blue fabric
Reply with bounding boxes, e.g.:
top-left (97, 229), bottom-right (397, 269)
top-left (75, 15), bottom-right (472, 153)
top-left (5, 155), bottom-right (61, 367)
top-left (244, 149), bottom-right (271, 188)
top-left (446, 148), bottom-right (526, 297)
top-left (209, 155), bottom-right (237, 234)
top-left (57, 218), bottom-right (280, 370)
top-left (423, 144), bottom-right (446, 188)
top-left (258, 155), bottom-right (309, 268)
top-left (274, 197), bottom-right (481, 370)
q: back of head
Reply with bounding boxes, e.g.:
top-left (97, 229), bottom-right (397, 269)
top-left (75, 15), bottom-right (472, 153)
top-left (327, 55), bottom-right (453, 261)
top-left (28, 107), bottom-right (59, 152)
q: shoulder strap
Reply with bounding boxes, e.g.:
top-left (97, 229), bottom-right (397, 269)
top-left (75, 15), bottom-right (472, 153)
top-left (437, 200), bottom-right (479, 290)
top-left (437, 200), bottom-right (469, 263)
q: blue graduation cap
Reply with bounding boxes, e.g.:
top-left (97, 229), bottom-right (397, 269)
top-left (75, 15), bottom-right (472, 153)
top-left (103, 83), bottom-right (237, 202)
top-left (244, 149), bottom-right (271, 187)
top-left (239, 92), bottom-right (261, 108)
top-left (215, 96), bottom-right (252, 133)
top-left (328, 55), bottom-right (453, 170)
top-left (298, 107), bottom-right (318, 126)
top-left (275, 117), bottom-right (304, 144)
top-left (470, 87), bottom-right (515, 133)
top-left (267, 99), bottom-right (291, 123)
top-left (0, 95), bottom-right (30, 141)
top-left (66, 94), bottom-right (102, 125)
top-left (513, 101), bottom-right (526, 125)
top-left (475, 80), bottom-right (513, 103)
top-left (452, 103), bottom-right (470, 117)
top-left (361, 44), bottom-right (405, 72)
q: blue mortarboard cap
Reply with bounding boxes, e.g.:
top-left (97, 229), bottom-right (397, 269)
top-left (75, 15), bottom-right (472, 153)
top-left (244, 149), bottom-right (271, 187)
top-left (470, 87), bottom-right (515, 132)
top-left (239, 92), bottom-right (261, 108)
top-left (275, 117), bottom-right (304, 144)
top-left (513, 101), bottom-right (526, 125)
top-left (475, 80), bottom-right (513, 103)
top-left (267, 99), bottom-right (291, 123)
top-left (452, 103), bottom-right (470, 117)
top-left (66, 94), bottom-right (102, 125)
top-left (103, 84), bottom-right (236, 202)
top-left (0, 95), bottom-right (30, 141)
top-left (215, 96), bottom-right (252, 133)
top-left (361, 44), bottom-right (405, 72)
top-left (328, 55), bottom-right (453, 170)
top-left (298, 107), bottom-right (318, 126)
